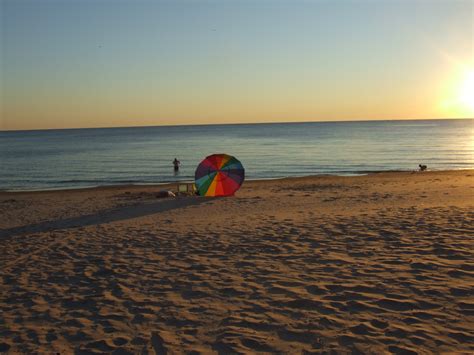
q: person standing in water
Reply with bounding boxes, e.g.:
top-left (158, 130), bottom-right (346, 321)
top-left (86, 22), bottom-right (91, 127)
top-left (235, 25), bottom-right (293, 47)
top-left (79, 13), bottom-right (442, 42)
top-left (173, 158), bottom-right (181, 172)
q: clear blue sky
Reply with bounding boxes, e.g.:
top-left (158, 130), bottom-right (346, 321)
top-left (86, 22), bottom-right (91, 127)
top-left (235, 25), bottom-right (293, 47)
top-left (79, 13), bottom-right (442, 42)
top-left (1, 0), bottom-right (473, 130)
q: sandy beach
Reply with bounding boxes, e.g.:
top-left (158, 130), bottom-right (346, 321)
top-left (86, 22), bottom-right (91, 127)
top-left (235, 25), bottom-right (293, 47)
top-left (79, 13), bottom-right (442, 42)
top-left (0, 170), bottom-right (473, 354)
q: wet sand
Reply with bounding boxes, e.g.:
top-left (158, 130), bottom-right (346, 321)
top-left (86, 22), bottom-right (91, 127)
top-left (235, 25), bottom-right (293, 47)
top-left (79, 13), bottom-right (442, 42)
top-left (1, 170), bottom-right (473, 353)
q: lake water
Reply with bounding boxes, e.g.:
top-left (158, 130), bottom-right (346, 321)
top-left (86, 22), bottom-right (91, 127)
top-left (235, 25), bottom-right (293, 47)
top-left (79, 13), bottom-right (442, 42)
top-left (0, 119), bottom-right (473, 190)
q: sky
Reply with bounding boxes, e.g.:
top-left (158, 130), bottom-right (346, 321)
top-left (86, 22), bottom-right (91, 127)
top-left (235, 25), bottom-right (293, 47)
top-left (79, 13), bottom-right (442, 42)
top-left (1, 0), bottom-right (473, 130)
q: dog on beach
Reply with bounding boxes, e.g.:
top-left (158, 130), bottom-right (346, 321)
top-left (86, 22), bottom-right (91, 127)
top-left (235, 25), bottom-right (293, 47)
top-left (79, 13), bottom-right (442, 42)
top-left (419, 164), bottom-right (427, 171)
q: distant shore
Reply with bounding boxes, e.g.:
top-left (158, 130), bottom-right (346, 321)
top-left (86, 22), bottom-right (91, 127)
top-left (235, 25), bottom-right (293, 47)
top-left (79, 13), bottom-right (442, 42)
top-left (1, 169), bottom-right (473, 353)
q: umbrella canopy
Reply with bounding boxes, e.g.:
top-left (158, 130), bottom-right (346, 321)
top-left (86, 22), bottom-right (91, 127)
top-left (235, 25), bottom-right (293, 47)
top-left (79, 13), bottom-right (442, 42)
top-left (195, 154), bottom-right (245, 196)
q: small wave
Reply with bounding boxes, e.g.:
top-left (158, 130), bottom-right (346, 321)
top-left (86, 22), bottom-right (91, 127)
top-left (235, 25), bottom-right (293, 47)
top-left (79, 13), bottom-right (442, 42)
top-left (55, 179), bottom-right (142, 184)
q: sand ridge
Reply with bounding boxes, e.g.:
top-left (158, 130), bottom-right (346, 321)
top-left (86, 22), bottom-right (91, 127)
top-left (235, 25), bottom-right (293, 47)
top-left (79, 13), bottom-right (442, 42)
top-left (0, 170), bottom-right (473, 353)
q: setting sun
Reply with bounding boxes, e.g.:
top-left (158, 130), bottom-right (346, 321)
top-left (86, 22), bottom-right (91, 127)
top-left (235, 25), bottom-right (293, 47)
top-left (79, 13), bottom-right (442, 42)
top-left (440, 66), bottom-right (474, 116)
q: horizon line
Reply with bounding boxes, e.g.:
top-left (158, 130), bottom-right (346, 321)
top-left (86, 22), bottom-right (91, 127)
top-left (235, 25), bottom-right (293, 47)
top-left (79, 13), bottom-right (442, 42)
top-left (1, 117), bottom-right (473, 133)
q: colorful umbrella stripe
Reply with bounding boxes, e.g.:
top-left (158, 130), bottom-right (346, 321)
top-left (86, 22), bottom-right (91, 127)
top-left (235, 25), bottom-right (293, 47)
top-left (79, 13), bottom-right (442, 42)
top-left (195, 154), bottom-right (245, 196)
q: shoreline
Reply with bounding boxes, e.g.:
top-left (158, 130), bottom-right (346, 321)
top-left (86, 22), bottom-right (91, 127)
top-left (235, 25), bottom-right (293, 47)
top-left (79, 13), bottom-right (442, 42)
top-left (1, 168), bottom-right (471, 194)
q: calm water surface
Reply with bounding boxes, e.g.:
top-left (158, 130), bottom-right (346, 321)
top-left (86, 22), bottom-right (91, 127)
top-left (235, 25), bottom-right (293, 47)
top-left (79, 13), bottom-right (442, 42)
top-left (0, 119), bottom-right (473, 190)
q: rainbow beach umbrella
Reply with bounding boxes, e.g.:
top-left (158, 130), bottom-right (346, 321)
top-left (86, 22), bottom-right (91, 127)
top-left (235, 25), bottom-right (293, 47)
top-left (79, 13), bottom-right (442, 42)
top-left (195, 154), bottom-right (245, 196)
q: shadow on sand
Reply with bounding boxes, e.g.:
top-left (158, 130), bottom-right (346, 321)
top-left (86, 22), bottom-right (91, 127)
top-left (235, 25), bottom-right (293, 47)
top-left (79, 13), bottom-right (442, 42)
top-left (0, 197), bottom-right (210, 238)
